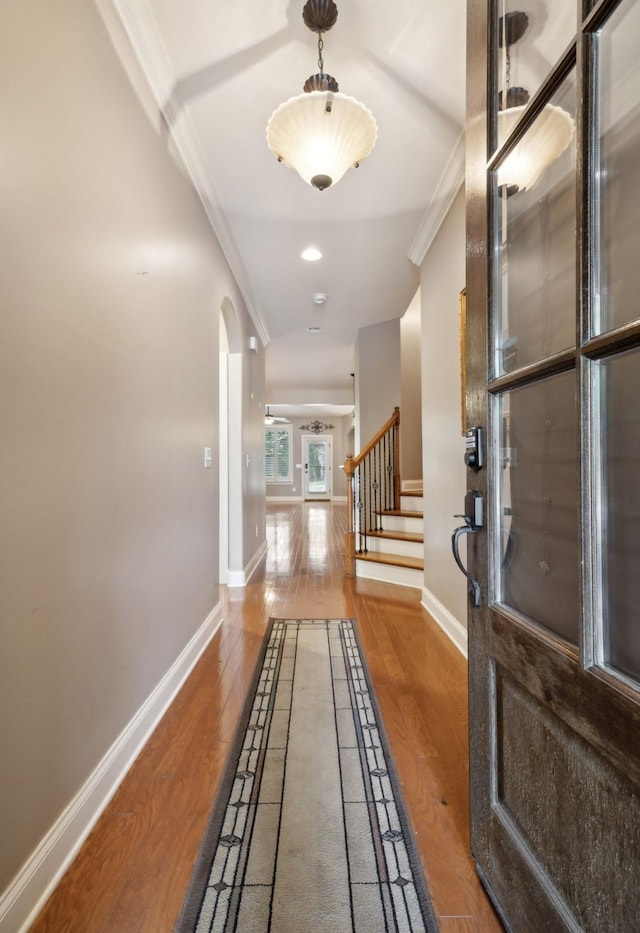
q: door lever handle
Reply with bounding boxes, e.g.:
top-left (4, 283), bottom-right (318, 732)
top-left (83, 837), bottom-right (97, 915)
top-left (451, 524), bottom-right (482, 607)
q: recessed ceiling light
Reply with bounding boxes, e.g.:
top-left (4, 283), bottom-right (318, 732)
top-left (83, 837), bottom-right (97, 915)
top-left (312, 293), bottom-right (327, 304)
top-left (307, 326), bottom-right (322, 333)
top-left (301, 247), bottom-right (322, 262)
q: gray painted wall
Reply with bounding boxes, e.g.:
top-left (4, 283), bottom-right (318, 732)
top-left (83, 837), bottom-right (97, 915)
top-left (0, 0), bottom-right (264, 895)
top-left (266, 415), bottom-right (352, 499)
top-left (401, 291), bottom-right (423, 482)
top-left (421, 188), bottom-right (468, 628)
top-left (355, 319), bottom-right (401, 451)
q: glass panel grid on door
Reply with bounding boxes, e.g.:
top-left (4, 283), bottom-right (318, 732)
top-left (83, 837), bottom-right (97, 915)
top-left (465, 0), bottom-right (640, 926)
top-left (591, 0), bottom-right (640, 337)
top-left (585, 0), bottom-right (640, 690)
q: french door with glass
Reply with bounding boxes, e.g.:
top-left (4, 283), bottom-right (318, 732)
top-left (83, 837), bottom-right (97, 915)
top-left (465, 0), bottom-right (640, 927)
top-left (302, 436), bottom-right (332, 500)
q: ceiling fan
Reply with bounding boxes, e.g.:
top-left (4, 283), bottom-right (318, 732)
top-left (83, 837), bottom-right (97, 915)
top-left (264, 406), bottom-right (291, 425)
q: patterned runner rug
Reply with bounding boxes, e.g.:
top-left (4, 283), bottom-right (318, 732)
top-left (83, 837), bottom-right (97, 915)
top-left (177, 618), bottom-right (439, 932)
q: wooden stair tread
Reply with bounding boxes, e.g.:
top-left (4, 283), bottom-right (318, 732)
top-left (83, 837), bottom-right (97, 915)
top-left (401, 489), bottom-right (423, 497)
top-left (355, 551), bottom-right (424, 571)
top-left (367, 529), bottom-right (423, 543)
top-left (379, 509), bottom-right (424, 519)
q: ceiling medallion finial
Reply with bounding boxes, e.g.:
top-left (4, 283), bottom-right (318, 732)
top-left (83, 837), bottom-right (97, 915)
top-left (302, 0), bottom-right (338, 34)
top-left (266, 0), bottom-right (377, 191)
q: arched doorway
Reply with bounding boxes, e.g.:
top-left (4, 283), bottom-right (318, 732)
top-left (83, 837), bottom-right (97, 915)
top-left (219, 298), bottom-right (244, 585)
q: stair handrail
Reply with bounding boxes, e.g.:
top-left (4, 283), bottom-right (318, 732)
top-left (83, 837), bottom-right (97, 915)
top-left (344, 407), bottom-right (400, 577)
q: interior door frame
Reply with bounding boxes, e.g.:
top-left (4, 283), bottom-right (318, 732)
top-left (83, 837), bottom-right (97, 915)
top-left (301, 434), bottom-right (333, 500)
top-left (465, 0), bottom-right (492, 900)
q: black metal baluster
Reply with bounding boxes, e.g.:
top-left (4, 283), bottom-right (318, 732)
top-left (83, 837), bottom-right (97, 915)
top-left (380, 434), bottom-right (389, 511)
top-left (363, 456), bottom-right (368, 552)
top-left (360, 464), bottom-right (365, 552)
top-left (362, 454), bottom-right (371, 554)
top-left (353, 467), bottom-right (359, 553)
top-left (388, 430), bottom-right (394, 511)
top-left (378, 438), bottom-right (384, 528)
top-left (393, 421), bottom-right (398, 508)
top-left (371, 447), bottom-right (378, 530)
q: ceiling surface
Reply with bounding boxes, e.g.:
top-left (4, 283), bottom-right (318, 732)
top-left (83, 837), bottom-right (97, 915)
top-left (113, 0), bottom-right (467, 415)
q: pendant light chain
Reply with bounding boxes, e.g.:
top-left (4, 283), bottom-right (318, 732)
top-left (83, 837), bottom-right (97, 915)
top-left (317, 33), bottom-right (325, 75)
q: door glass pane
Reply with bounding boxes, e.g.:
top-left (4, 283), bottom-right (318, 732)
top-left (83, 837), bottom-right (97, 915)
top-left (308, 441), bottom-right (327, 493)
top-left (599, 349), bottom-right (640, 682)
top-left (495, 0), bottom-right (575, 154)
top-left (593, 0), bottom-right (640, 335)
top-left (497, 370), bottom-right (578, 643)
top-left (494, 72), bottom-right (576, 376)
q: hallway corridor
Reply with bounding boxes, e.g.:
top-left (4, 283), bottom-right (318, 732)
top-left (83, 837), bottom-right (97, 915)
top-left (31, 503), bottom-right (501, 932)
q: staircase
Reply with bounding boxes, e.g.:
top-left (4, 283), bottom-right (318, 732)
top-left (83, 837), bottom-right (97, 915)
top-left (344, 408), bottom-right (424, 590)
top-left (354, 487), bottom-right (424, 588)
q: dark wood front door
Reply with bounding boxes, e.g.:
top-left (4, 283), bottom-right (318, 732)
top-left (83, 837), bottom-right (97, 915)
top-left (465, 0), bottom-right (640, 928)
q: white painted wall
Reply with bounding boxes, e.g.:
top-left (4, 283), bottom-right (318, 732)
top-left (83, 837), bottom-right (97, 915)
top-left (420, 187), bottom-right (468, 638)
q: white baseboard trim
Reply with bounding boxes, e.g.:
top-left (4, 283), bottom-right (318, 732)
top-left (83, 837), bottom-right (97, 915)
top-left (245, 540), bottom-right (267, 584)
top-left (421, 586), bottom-right (468, 659)
top-left (228, 540), bottom-right (268, 588)
top-left (356, 562), bottom-right (423, 590)
top-left (1, 602), bottom-right (224, 933)
top-left (401, 480), bottom-right (423, 491)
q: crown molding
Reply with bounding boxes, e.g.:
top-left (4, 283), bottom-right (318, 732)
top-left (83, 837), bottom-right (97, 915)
top-left (109, 0), bottom-right (270, 347)
top-left (408, 130), bottom-right (465, 268)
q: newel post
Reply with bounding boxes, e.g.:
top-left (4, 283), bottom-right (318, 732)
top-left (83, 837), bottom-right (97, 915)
top-left (344, 454), bottom-right (356, 577)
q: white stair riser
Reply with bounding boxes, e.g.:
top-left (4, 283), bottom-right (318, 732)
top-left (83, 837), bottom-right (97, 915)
top-left (356, 560), bottom-right (423, 589)
top-left (400, 495), bottom-right (423, 512)
top-left (379, 514), bottom-right (424, 534)
top-left (363, 537), bottom-right (423, 559)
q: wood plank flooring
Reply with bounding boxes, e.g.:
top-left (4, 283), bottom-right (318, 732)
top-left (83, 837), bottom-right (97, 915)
top-left (31, 502), bottom-right (502, 932)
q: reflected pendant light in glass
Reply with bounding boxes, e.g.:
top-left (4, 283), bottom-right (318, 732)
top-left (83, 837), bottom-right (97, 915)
top-left (266, 0), bottom-right (377, 191)
top-left (498, 88), bottom-right (574, 192)
top-left (496, 12), bottom-right (574, 194)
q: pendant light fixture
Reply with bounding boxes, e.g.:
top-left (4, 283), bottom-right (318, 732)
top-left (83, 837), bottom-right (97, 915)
top-left (266, 0), bottom-right (377, 191)
top-left (497, 11), bottom-right (574, 194)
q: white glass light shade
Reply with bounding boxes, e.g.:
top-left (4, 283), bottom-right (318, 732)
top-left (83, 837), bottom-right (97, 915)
top-left (497, 103), bottom-right (574, 192)
top-left (266, 90), bottom-right (377, 190)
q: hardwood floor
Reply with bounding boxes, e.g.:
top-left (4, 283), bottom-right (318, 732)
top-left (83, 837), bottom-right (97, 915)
top-left (31, 502), bottom-right (502, 932)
